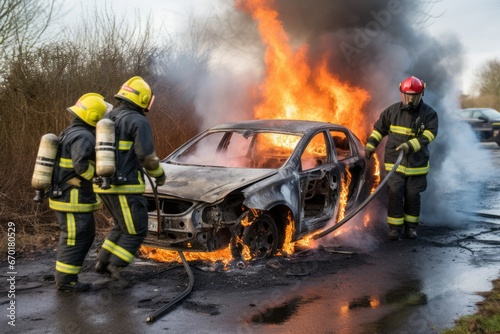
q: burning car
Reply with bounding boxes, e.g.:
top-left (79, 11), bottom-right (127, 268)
top-left (143, 119), bottom-right (376, 260)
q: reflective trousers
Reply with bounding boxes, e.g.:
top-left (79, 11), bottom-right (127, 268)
top-left (55, 211), bottom-right (95, 284)
top-left (386, 173), bottom-right (427, 229)
top-left (97, 194), bottom-right (148, 267)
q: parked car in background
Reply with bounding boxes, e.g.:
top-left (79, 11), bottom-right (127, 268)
top-left (142, 119), bottom-right (377, 260)
top-left (456, 108), bottom-right (500, 146)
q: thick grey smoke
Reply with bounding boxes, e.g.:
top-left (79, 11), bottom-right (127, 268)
top-left (168, 0), bottom-right (495, 246)
top-left (269, 0), bottom-right (496, 227)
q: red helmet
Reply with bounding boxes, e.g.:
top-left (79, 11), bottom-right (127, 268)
top-left (400, 76), bottom-right (425, 94)
top-left (399, 76), bottom-right (425, 110)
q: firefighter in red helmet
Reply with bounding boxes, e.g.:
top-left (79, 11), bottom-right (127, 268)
top-left (365, 76), bottom-right (438, 240)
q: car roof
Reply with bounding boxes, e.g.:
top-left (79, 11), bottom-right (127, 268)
top-left (209, 119), bottom-right (349, 134)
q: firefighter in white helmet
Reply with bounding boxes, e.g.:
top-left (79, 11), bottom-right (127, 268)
top-left (93, 76), bottom-right (165, 287)
top-left (365, 76), bottom-right (438, 240)
top-left (49, 93), bottom-right (112, 292)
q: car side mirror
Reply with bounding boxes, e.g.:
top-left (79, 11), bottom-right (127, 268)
top-left (478, 115), bottom-right (488, 122)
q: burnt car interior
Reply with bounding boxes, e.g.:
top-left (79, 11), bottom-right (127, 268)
top-left (331, 132), bottom-right (352, 159)
top-left (172, 130), bottom-right (301, 169)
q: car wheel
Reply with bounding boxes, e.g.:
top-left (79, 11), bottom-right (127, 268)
top-left (230, 211), bottom-right (279, 260)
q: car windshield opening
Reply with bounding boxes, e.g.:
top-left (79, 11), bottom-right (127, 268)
top-left (171, 131), bottom-right (302, 168)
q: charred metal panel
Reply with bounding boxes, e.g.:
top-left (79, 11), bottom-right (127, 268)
top-left (146, 164), bottom-right (277, 203)
top-left (210, 119), bottom-right (345, 134)
top-left (242, 169), bottom-right (300, 216)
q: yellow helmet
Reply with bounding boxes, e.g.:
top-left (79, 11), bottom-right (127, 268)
top-left (114, 76), bottom-right (154, 110)
top-left (67, 93), bottom-right (108, 127)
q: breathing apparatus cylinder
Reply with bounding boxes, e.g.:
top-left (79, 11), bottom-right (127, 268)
top-left (95, 118), bottom-right (116, 189)
top-left (32, 133), bottom-right (59, 202)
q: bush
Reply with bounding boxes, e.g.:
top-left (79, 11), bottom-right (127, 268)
top-left (0, 6), bottom-right (205, 254)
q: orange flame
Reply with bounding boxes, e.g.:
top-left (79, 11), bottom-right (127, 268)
top-left (338, 167), bottom-right (352, 221)
top-left (370, 154), bottom-right (381, 194)
top-left (140, 246), bottom-right (233, 268)
top-left (238, 0), bottom-right (371, 141)
top-left (281, 211), bottom-right (295, 255)
top-left (363, 214), bottom-right (370, 228)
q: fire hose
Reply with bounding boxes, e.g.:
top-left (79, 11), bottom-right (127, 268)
top-left (312, 150), bottom-right (404, 240)
top-left (142, 169), bottom-right (195, 323)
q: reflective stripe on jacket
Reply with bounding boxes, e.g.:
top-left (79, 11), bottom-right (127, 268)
top-left (49, 119), bottom-right (101, 212)
top-left (366, 101), bottom-right (438, 176)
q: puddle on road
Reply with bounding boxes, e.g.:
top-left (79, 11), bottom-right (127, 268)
top-left (250, 297), bottom-right (301, 324)
top-left (383, 281), bottom-right (428, 306)
top-left (249, 282), bottom-right (427, 326)
top-left (341, 279), bottom-right (427, 314)
top-left (250, 296), bottom-right (319, 324)
top-left (357, 280), bottom-right (432, 333)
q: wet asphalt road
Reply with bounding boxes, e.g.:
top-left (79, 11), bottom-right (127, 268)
top-left (3, 143), bottom-right (500, 334)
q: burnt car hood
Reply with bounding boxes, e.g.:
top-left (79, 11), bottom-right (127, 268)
top-left (147, 163), bottom-right (278, 203)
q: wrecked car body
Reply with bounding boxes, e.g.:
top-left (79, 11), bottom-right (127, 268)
top-left (143, 119), bottom-right (376, 260)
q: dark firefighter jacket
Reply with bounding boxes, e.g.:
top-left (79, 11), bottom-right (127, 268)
top-left (49, 119), bottom-right (101, 212)
top-left (93, 105), bottom-right (163, 194)
top-left (366, 101), bottom-right (439, 176)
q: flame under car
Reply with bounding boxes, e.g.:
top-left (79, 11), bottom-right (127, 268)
top-left (143, 119), bottom-right (376, 260)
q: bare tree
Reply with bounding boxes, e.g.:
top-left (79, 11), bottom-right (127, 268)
top-left (476, 59), bottom-right (500, 96)
top-left (470, 59), bottom-right (500, 110)
top-left (0, 0), bottom-right (59, 57)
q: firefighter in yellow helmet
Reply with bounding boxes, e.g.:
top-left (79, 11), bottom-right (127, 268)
top-left (93, 76), bottom-right (165, 287)
top-left (365, 76), bottom-right (438, 240)
top-left (50, 93), bottom-right (112, 291)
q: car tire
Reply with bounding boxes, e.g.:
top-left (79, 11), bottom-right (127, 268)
top-left (230, 211), bottom-right (279, 261)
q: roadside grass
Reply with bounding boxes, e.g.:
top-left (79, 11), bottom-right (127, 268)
top-left (442, 278), bottom-right (500, 333)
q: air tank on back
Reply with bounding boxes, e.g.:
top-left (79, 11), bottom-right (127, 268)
top-left (32, 133), bottom-right (59, 202)
top-left (95, 118), bottom-right (116, 189)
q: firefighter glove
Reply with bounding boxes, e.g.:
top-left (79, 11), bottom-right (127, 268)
top-left (365, 147), bottom-right (374, 160)
top-left (155, 172), bottom-right (166, 186)
top-left (396, 142), bottom-right (411, 155)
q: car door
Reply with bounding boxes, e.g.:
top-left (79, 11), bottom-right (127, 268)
top-left (298, 130), bottom-right (339, 234)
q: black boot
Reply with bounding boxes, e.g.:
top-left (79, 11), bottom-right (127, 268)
top-left (95, 260), bottom-right (111, 275)
top-left (57, 281), bottom-right (91, 292)
top-left (404, 222), bottom-right (418, 239)
top-left (405, 228), bottom-right (417, 239)
top-left (107, 264), bottom-right (130, 288)
top-left (388, 227), bottom-right (402, 240)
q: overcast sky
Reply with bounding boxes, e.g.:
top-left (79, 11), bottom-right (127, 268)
top-left (65, 0), bottom-right (500, 95)
top-left (425, 0), bottom-right (500, 94)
